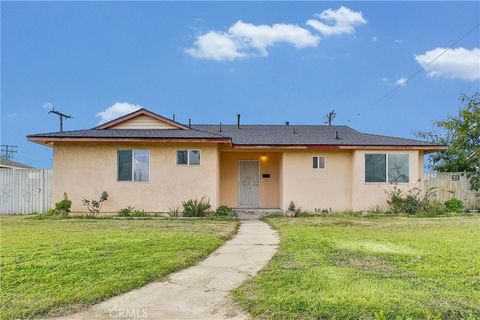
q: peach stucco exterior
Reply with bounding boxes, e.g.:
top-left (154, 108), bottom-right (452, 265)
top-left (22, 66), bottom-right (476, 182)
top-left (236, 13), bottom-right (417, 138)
top-left (53, 142), bottom-right (220, 213)
top-left (52, 141), bottom-right (425, 213)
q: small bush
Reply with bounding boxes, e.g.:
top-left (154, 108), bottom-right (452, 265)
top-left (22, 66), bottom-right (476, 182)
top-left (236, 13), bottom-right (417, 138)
top-left (386, 187), bottom-right (423, 215)
top-left (288, 201), bottom-right (296, 211)
top-left (82, 191), bottom-right (109, 216)
top-left (131, 209), bottom-right (148, 217)
top-left (54, 193), bottom-right (72, 216)
top-left (168, 207), bottom-right (182, 217)
top-left (369, 204), bottom-right (387, 214)
top-left (215, 205), bottom-right (236, 218)
top-left (118, 206), bottom-right (135, 217)
top-left (444, 198), bottom-right (464, 213)
top-left (182, 197), bottom-right (211, 217)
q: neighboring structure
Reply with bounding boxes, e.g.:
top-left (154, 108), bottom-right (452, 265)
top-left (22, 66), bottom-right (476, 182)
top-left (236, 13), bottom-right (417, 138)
top-left (28, 109), bottom-right (445, 213)
top-left (0, 157), bottom-right (33, 169)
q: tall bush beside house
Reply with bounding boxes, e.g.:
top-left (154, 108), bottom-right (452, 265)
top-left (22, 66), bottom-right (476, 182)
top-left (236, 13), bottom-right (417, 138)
top-left (385, 186), bottom-right (444, 216)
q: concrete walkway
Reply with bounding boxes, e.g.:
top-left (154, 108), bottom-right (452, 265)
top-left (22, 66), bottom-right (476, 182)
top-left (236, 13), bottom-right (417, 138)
top-left (57, 219), bottom-right (279, 320)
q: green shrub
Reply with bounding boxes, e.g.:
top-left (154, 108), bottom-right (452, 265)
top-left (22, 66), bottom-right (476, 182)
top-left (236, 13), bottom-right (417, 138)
top-left (131, 209), bottom-right (148, 217)
top-left (215, 205), bottom-right (236, 218)
top-left (82, 191), bottom-right (109, 216)
top-left (182, 197), bottom-right (211, 217)
top-left (118, 206), bottom-right (135, 217)
top-left (54, 193), bottom-right (72, 216)
top-left (386, 187), bottom-right (423, 215)
top-left (444, 198), bottom-right (464, 213)
top-left (369, 204), bottom-right (387, 214)
top-left (168, 207), bottom-right (182, 217)
top-left (288, 201), bottom-right (296, 211)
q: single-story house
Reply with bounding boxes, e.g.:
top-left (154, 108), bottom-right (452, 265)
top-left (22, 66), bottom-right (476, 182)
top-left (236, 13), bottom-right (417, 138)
top-left (28, 108), bottom-right (444, 213)
top-left (0, 157), bottom-right (33, 169)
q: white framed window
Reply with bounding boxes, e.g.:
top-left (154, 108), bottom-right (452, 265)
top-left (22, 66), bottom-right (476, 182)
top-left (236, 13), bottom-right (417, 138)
top-left (177, 149), bottom-right (201, 166)
top-left (117, 149), bottom-right (150, 182)
top-left (312, 156), bottom-right (326, 170)
top-left (365, 153), bottom-right (409, 183)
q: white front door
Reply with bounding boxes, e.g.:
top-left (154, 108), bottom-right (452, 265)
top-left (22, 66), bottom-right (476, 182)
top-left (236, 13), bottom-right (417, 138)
top-left (238, 160), bottom-right (260, 207)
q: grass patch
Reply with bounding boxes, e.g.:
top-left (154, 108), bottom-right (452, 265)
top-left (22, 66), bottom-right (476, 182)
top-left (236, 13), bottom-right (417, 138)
top-left (234, 215), bottom-right (480, 319)
top-left (0, 216), bottom-right (238, 319)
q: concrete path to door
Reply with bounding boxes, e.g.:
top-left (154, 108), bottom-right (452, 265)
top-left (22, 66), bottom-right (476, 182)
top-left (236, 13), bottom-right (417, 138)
top-left (57, 219), bottom-right (279, 320)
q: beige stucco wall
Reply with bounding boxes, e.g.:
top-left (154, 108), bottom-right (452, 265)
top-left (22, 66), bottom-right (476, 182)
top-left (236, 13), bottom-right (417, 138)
top-left (219, 151), bottom-right (281, 208)
top-left (52, 141), bottom-right (426, 213)
top-left (351, 150), bottom-right (423, 211)
top-left (52, 142), bottom-right (220, 213)
top-left (281, 150), bottom-right (353, 211)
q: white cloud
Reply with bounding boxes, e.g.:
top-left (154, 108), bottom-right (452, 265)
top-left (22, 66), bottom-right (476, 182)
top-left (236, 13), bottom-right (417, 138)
top-left (185, 31), bottom-right (244, 61)
top-left (395, 39), bottom-right (404, 44)
top-left (415, 47), bottom-right (480, 81)
top-left (228, 21), bottom-right (319, 56)
top-left (186, 6), bottom-right (366, 61)
top-left (395, 77), bottom-right (408, 87)
top-left (381, 77), bottom-right (389, 82)
top-left (371, 36), bottom-right (378, 42)
top-left (306, 6), bottom-right (367, 37)
top-left (96, 102), bottom-right (142, 124)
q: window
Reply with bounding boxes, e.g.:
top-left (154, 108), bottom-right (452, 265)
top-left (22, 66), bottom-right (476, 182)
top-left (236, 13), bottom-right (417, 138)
top-left (451, 174), bottom-right (460, 182)
top-left (177, 149), bottom-right (201, 166)
top-left (365, 153), bottom-right (409, 183)
top-left (312, 156), bottom-right (326, 169)
top-left (117, 150), bottom-right (149, 181)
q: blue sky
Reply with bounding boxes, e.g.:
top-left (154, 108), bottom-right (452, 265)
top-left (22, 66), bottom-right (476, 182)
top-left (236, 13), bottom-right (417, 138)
top-left (1, 2), bottom-right (479, 168)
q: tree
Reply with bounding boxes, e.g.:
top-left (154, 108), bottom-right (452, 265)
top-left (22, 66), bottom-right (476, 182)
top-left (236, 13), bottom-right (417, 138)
top-left (416, 93), bottom-right (480, 191)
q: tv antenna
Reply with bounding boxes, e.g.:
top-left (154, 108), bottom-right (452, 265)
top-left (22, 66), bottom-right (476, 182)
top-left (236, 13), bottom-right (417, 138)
top-left (49, 108), bottom-right (73, 132)
top-left (0, 144), bottom-right (17, 160)
top-left (324, 110), bottom-right (336, 126)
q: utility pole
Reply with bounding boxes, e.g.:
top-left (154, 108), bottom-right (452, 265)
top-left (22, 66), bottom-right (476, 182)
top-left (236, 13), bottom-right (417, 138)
top-left (325, 110), bottom-right (336, 126)
top-left (0, 145), bottom-right (17, 160)
top-left (49, 108), bottom-right (73, 132)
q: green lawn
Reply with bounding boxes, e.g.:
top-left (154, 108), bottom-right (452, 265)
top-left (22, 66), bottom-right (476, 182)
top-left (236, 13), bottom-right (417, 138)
top-left (0, 216), bottom-right (238, 319)
top-left (234, 216), bottom-right (480, 320)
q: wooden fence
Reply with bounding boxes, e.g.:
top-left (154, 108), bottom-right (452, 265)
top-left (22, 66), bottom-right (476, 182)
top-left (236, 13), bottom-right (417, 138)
top-left (424, 172), bottom-right (479, 210)
top-left (0, 169), bottom-right (52, 214)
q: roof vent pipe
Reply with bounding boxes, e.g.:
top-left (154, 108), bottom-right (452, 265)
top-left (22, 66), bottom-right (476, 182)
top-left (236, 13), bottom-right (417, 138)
top-left (219, 122), bottom-right (222, 132)
top-left (189, 118), bottom-right (192, 128)
top-left (172, 114), bottom-right (176, 121)
top-left (335, 131), bottom-right (340, 140)
top-left (237, 114), bottom-right (241, 130)
top-left (285, 121), bottom-right (290, 126)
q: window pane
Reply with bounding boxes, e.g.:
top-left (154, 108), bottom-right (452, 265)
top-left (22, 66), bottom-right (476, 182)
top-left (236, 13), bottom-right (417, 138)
top-left (312, 157), bottom-right (318, 169)
top-left (318, 157), bottom-right (326, 169)
top-left (118, 150), bottom-right (132, 181)
top-left (365, 154), bottom-right (386, 182)
top-left (133, 150), bottom-right (149, 181)
top-left (177, 150), bottom-right (188, 165)
top-left (189, 150), bottom-right (200, 165)
top-left (388, 154), bottom-right (409, 183)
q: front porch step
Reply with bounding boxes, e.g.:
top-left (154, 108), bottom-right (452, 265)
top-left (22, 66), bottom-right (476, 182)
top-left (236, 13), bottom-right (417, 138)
top-left (234, 208), bottom-right (283, 220)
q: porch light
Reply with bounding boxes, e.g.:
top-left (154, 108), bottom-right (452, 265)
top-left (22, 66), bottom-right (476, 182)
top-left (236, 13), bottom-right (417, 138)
top-left (260, 154), bottom-right (268, 162)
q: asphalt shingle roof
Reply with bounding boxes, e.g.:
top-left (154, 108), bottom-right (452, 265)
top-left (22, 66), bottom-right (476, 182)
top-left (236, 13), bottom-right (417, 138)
top-left (28, 124), bottom-right (439, 147)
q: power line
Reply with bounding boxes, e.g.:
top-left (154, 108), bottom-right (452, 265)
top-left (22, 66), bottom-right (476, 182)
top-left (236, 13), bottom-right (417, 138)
top-left (372, 23), bottom-right (480, 106)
